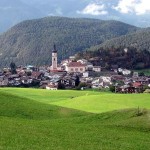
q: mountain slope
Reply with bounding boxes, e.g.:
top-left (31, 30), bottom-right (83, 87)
top-left (88, 28), bottom-right (150, 52)
top-left (0, 17), bottom-right (138, 67)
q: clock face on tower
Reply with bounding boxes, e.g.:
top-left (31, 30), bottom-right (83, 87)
top-left (52, 53), bottom-right (57, 57)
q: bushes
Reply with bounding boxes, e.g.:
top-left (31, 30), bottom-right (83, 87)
top-left (144, 89), bottom-right (150, 93)
top-left (109, 85), bottom-right (115, 93)
top-left (76, 82), bottom-right (88, 90)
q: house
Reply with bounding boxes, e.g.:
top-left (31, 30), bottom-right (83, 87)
top-left (93, 66), bottom-right (101, 72)
top-left (21, 76), bottom-right (32, 85)
top-left (26, 65), bottom-right (36, 71)
top-left (66, 62), bottom-right (86, 73)
top-left (111, 75), bottom-right (125, 81)
top-left (117, 85), bottom-right (135, 93)
top-left (46, 84), bottom-right (58, 90)
top-left (133, 72), bottom-right (139, 77)
top-left (91, 76), bottom-right (112, 89)
top-left (116, 82), bottom-right (143, 93)
top-left (77, 59), bottom-right (88, 64)
top-left (0, 77), bottom-right (9, 87)
top-left (132, 82), bottom-right (143, 93)
top-left (60, 76), bottom-right (76, 89)
top-left (83, 72), bottom-right (89, 78)
top-left (85, 62), bottom-right (94, 71)
top-left (31, 71), bottom-right (44, 80)
top-left (69, 56), bottom-right (76, 62)
top-left (122, 69), bottom-right (131, 75)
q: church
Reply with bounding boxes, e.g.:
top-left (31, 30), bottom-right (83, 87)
top-left (50, 44), bottom-right (86, 73)
top-left (50, 44), bottom-right (61, 71)
top-left (51, 44), bottom-right (58, 70)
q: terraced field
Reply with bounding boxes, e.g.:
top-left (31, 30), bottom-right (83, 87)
top-left (0, 88), bottom-right (150, 150)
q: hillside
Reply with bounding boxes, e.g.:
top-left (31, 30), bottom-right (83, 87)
top-left (76, 28), bottom-right (150, 69)
top-left (1, 88), bottom-right (150, 113)
top-left (0, 17), bottom-right (138, 67)
top-left (0, 88), bottom-right (150, 150)
top-left (88, 28), bottom-right (150, 52)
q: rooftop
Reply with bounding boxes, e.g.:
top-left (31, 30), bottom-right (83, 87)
top-left (68, 62), bottom-right (85, 67)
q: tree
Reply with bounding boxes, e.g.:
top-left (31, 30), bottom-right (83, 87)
top-left (76, 82), bottom-right (87, 90)
top-left (109, 85), bottom-right (115, 93)
top-left (75, 75), bottom-right (80, 87)
top-left (10, 62), bottom-right (17, 74)
top-left (58, 80), bottom-right (65, 89)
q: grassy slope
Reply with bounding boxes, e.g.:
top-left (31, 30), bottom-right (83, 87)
top-left (0, 88), bottom-right (101, 103)
top-left (52, 94), bottom-right (150, 113)
top-left (0, 88), bottom-right (150, 149)
top-left (1, 88), bottom-right (150, 113)
top-left (1, 109), bottom-right (150, 150)
top-left (0, 91), bottom-right (89, 120)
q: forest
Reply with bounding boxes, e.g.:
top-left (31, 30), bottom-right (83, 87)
top-left (76, 47), bottom-right (150, 70)
top-left (0, 16), bottom-right (138, 68)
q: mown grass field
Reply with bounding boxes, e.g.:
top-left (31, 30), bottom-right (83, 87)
top-left (0, 88), bottom-right (150, 150)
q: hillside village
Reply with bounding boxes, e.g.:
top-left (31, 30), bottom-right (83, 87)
top-left (0, 45), bottom-right (150, 93)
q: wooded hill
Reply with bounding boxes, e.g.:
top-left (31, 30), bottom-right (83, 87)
top-left (76, 47), bottom-right (150, 70)
top-left (77, 28), bottom-right (150, 70)
top-left (87, 28), bottom-right (150, 52)
top-left (0, 16), bottom-right (138, 67)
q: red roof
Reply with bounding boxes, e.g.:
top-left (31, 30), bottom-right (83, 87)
top-left (68, 62), bottom-right (85, 67)
top-left (132, 82), bottom-right (142, 87)
top-left (31, 72), bottom-right (42, 78)
top-left (50, 70), bottom-right (65, 73)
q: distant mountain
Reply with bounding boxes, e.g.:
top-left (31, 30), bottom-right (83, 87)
top-left (0, 17), bottom-right (138, 67)
top-left (0, 0), bottom-right (150, 33)
top-left (88, 28), bottom-right (150, 52)
top-left (0, 0), bottom-right (88, 33)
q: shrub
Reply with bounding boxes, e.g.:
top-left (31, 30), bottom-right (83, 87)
top-left (76, 82), bottom-right (87, 90)
top-left (109, 85), bottom-right (115, 93)
top-left (144, 89), bottom-right (150, 93)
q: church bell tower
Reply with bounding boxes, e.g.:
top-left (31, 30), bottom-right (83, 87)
top-left (52, 44), bottom-right (58, 70)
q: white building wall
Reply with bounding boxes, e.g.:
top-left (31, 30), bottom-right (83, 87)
top-left (52, 52), bottom-right (57, 70)
top-left (66, 66), bottom-right (85, 73)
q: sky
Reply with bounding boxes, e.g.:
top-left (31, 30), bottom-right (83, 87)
top-left (0, 0), bottom-right (150, 33)
top-left (78, 0), bottom-right (150, 16)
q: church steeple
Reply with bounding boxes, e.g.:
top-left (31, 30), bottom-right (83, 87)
top-left (51, 44), bottom-right (58, 70)
top-left (53, 43), bottom-right (57, 53)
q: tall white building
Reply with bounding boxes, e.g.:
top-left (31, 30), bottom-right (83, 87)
top-left (51, 44), bottom-right (58, 70)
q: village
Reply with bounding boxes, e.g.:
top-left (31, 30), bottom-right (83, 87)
top-left (0, 45), bottom-right (150, 93)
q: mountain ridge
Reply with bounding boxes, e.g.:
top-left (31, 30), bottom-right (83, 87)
top-left (0, 16), bottom-right (138, 68)
top-left (87, 28), bottom-right (150, 52)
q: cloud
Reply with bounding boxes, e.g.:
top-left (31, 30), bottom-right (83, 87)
top-left (0, 6), bottom-right (13, 10)
top-left (113, 0), bottom-right (150, 15)
top-left (77, 3), bottom-right (108, 15)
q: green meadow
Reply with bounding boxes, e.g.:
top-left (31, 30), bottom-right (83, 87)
top-left (134, 69), bottom-right (150, 76)
top-left (0, 88), bottom-right (150, 150)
